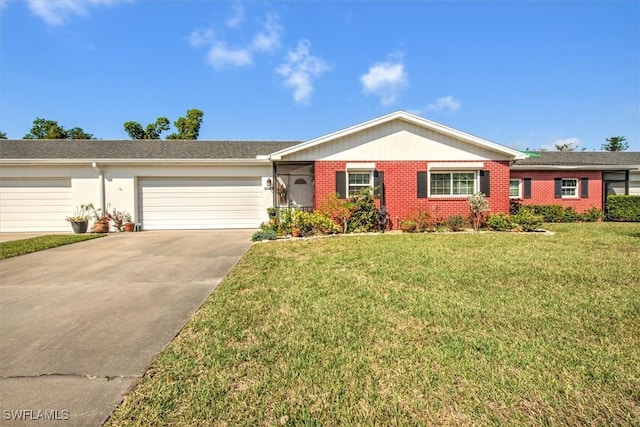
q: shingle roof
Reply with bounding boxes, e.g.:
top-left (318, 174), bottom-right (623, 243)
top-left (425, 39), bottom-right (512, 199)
top-left (0, 140), bottom-right (301, 160)
top-left (513, 151), bottom-right (640, 167)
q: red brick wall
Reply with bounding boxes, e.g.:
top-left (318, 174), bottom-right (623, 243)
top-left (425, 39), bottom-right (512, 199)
top-left (315, 160), bottom-right (511, 228)
top-left (510, 170), bottom-right (603, 211)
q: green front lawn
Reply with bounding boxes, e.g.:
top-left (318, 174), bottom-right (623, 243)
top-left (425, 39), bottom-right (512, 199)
top-left (0, 234), bottom-right (104, 259)
top-left (107, 223), bottom-right (640, 426)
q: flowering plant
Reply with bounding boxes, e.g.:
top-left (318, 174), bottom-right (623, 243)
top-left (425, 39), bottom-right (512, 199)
top-left (66, 204), bottom-right (92, 222)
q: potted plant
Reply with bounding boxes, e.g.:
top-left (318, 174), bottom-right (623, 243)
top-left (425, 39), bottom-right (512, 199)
top-left (267, 207), bottom-right (277, 218)
top-left (124, 213), bottom-right (135, 232)
top-left (65, 204), bottom-right (91, 234)
top-left (399, 219), bottom-right (417, 232)
top-left (110, 208), bottom-right (127, 232)
top-left (87, 203), bottom-right (111, 233)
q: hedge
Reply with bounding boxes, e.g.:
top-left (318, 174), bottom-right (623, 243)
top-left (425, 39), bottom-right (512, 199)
top-left (524, 204), bottom-right (604, 223)
top-left (606, 195), bottom-right (640, 222)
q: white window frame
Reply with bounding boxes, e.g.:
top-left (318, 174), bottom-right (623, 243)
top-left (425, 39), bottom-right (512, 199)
top-left (509, 179), bottom-right (522, 199)
top-left (561, 178), bottom-right (578, 198)
top-left (429, 171), bottom-right (478, 197)
top-left (346, 170), bottom-right (373, 197)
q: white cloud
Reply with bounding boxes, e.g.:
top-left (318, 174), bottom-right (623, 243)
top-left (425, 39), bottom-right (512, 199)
top-left (360, 58), bottom-right (408, 105)
top-left (206, 42), bottom-right (253, 69)
top-left (190, 11), bottom-right (282, 70)
top-left (251, 13), bottom-right (282, 53)
top-left (426, 95), bottom-right (462, 113)
top-left (186, 28), bottom-right (216, 48)
top-left (226, 1), bottom-right (244, 28)
top-left (276, 40), bottom-right (332, 105)
top-left (26, 0), bottom-right (130, 26)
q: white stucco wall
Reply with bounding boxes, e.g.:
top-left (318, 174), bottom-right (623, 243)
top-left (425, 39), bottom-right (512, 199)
top-left (1, 162), bottom-right (274, 228)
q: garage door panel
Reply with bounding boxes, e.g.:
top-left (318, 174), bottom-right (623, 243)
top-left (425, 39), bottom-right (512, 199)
top-left (0, 178), bottom-right (72, 232)
top-left (138, 177), bottom-right (263, 230)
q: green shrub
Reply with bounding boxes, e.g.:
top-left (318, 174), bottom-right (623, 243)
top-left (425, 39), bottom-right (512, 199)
top-left (513, 207), bottom-right (544, 231)
top-left (561, 207), bottom-right (581, 223)
top-left (528, 204), bottom-right (565, 222)
top-left (486, 213), bottom-right (513, 231)
top-left (581, 207), bottom-right (604, 222)
top-left (251, 229), bottom-right (277, 242)
top-left (347, 189), bottom-right (378, 233)
top-left (445, 214), bottom-right (467, 232)
top-left (606, 195), bottom-right (640, 222)
top-left (293, 210), bottom-right (340, 236)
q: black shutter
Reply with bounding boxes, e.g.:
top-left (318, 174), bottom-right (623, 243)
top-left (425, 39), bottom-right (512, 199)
top-left (374, 171), bottom-right (385, 206)
top-left (417, 172), bottom-right (428, 198)
top-left (336, 171), bottom-right (346, 198)
top-left (554, 178), bottom-right (562, 198)
top-left (581, 178), bottom-right (589, 198)
top-left (523, 178), bottom-right (532, 199)
top-left (480, 170), bottom-right (490, 196)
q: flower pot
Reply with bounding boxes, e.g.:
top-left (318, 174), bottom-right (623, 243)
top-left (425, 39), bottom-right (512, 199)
top-left (92, 221), bottom-right (109, 233)
top-left (124, 222), bottom-right (135, 232)
top-left (70, 220), bottom-right (88, 234)
top-left (291, 227), bottom-right (300, 238)
top-left (400, 223), bottom-right (417, 233)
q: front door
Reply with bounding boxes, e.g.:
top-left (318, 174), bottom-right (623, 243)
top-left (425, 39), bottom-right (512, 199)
top-left (288, 175), bottom-right (314, 208)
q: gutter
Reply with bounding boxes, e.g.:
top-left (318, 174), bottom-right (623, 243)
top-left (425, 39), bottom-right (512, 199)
top-left (92, 162), bottom-right (105, 213)
top-left (0, 158), bottom-right (272, 166)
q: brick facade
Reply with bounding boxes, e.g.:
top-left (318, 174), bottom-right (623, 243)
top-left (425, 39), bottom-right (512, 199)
top-left (315, 160), bottom-right (511, 228)
top-left (510, 170), bottom-right (603, 211)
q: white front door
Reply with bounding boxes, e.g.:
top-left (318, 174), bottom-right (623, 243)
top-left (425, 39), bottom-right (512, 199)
top-left (288, 175), bottom-right (314, 208)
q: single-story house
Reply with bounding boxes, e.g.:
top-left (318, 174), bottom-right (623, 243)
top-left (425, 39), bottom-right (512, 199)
top-left (1, 111), bottom-right (638, 232)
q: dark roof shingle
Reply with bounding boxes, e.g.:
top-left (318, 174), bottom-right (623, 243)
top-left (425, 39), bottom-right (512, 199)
top-left (0, 140), bottom-right (301, 160)
top-left (513, 151), bottom-right (640, 167)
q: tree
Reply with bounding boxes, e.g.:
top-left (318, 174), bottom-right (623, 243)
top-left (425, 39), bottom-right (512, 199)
top-left (554, 141), bottom-right (579, 151)
top-left (24, 118), bottom-right (68, 139)
top-left (124, 117), bottom-right (170, 140)
top-left (67, 127), bottom-right (94, 139)
top-left (0, 131), bottom-right (7, 139)
top-left (167, 109), bottom-right (204, 140)
top-left (602, 136), bottom-right (629, 152)
top-left (23, 118), bottom-right (94, 139)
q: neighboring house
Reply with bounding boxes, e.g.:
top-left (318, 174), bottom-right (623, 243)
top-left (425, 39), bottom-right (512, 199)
top-left (1, 111), bottom-right (638, 232)
top-left (510, 152), bottom-right (640, 211)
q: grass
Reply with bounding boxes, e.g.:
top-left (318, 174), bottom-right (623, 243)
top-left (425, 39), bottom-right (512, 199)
top-left (0, 234), bottom-right (104, 259)
top-left (107, 223), bottom-right (640, 426)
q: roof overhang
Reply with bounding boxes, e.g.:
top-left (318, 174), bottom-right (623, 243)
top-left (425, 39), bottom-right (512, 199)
top-left (270, 110), bottom-right (528, 161)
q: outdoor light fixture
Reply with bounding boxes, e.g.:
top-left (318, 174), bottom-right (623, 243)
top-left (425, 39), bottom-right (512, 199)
top-left (266, 178), bottom-right (273, 189)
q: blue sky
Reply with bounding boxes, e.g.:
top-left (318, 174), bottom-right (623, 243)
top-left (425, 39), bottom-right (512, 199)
top-left (1, 0), bottom-right (638, 151)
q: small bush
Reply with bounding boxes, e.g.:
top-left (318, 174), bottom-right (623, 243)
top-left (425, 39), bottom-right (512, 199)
top-left (467, 192), bottom-right (489, 230)
top-left (561, 207), bottom-right (581, 223)
top-left (347, 189), bottom-right (378, 232)
top-left (509, 199), bottom-right (521, 215)
top-left (293, 210), bottom-right (340, 236)
top-left (486, 213), bottom-right (513, 231)
top-left (251, 229), bottom-right (277, 242)
top-left (445, 214), bottom-right (467, 232)
top-left (581, 206), bottom-right (604, 222)
top-left (404, 208), bottom-right (436, 232)
top-left (528, 204), bottom-right (565, 222)
top-left (513, 207), bottom-right (544, 232)
top-left (606, 195), bottom-right (640, 222)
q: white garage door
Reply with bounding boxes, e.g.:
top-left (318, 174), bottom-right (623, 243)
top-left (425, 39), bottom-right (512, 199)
top-left (138, 177), bottom-right (264, 230)
top-left (0, 178), bottom-right (72, 232)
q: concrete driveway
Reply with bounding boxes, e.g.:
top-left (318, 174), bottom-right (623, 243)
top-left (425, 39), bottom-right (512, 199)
top-left (0, 230), bottom-right (254, 426)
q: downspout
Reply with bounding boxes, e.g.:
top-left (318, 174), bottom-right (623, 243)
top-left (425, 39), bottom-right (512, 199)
top-left (92, 162), bottom-right (105, 212)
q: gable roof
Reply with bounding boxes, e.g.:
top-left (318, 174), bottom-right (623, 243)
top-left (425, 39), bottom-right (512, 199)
top-left (270, 110), bottom-right (528, 161)
top-left (0, 140), bottom-right (300, 164)
top-left (512, 151), bottom-right (640, 170)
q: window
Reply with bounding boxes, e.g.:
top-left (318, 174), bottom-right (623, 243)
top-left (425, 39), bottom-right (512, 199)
top-left (347, 171), bottom-right (372, 196)
top-left (561, 178), bottom-right (578, 198)
top-left (509, 179), bottom-right (522, 198)
top-left (430, 172), bottom-right (476, 196)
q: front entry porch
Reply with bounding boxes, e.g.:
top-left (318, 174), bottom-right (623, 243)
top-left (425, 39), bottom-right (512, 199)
top-left (273, 162), bottom-right (315, 210)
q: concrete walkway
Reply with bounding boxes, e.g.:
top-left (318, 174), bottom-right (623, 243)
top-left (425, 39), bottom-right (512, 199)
top-left (0, 230), bottom-right (254, 426)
